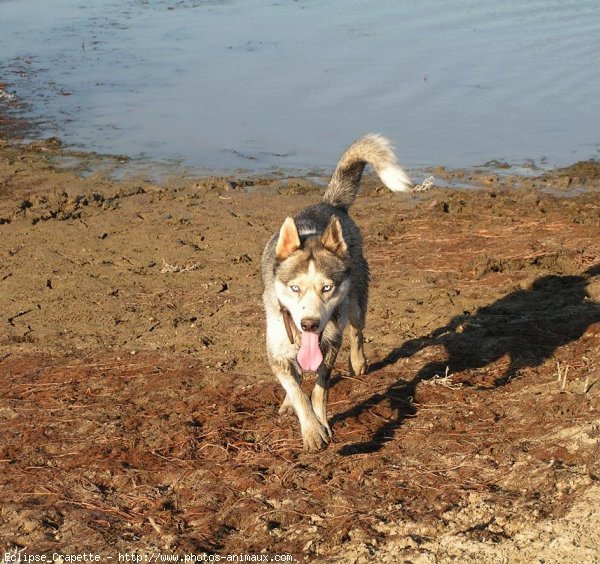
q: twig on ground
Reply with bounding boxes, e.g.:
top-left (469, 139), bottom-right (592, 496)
top-left (160, 258), bottom-right (202, 273)
top-left (413, 176), bottom-right (435, 192)
top-left (556, 361), bottom-right (569, 391)
top-left (423, 366), bottom-right (463, 390)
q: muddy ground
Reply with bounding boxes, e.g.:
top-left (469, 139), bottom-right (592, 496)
top-left (1, 140), bottom-right (599, 562)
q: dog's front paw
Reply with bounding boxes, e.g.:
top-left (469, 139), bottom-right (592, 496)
top-left (313, 409), bottom-right (333, 439)
top-left (301, 418), bottom-right (331, 453)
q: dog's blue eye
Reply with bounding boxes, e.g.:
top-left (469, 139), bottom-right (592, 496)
top-left (290, 285), bottom-right (300, 293)
top-left (323, 285), bottom-right (333, 293)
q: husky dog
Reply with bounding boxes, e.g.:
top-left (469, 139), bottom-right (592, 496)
top-left (261, 134), bottom-right (412, 452)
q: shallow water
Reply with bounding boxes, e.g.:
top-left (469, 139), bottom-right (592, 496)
top-left (1, 0), bottom-right (599, 174)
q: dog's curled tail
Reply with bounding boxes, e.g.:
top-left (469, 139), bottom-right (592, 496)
top-left (322, 133), bottom-right (412, 210)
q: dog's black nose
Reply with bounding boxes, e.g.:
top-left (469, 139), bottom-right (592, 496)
top-left (300, 318), bottom-right (320, 332)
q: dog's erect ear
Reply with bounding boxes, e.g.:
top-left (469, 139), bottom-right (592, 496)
top-left (275, 217), bottom-right (301, 260)
top-left (321, 216), bottom-right (347, 259)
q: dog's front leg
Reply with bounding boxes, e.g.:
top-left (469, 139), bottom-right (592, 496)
top-left (271, 359), bottom-right (331, 452)
top-left (266, 309), bottom-right (331, 452)
top-left (311, 334), bottom-right (341, 439)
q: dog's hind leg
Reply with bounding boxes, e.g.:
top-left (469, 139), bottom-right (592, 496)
top-left (311, 334), bottom-right (342, 438)
top-left (349, 287), bottom-right (368, 376)
top-left (349, 323), bottom-right (367, 376)
top-left (278, 394), bottom-right (294, 416)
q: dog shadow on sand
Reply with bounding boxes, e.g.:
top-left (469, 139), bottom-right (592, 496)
top-left (331, 264), bottom-right (600, 455)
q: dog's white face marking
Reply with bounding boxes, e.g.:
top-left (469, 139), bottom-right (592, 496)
top-left (275, 259), bottom-right (350, 333)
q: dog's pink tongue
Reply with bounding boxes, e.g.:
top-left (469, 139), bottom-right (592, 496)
top-left (297, 331), bottom-right (323, 372)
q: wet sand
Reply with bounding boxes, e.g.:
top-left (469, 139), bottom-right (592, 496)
top-left (1, 139), bottom-right (599, 561)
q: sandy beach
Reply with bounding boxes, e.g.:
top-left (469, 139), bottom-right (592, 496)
top-left (1, 138), bottom-right (599, 561)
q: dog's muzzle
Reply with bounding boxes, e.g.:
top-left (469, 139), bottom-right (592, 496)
top-left (300, 317), bottom-right (320, 332)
